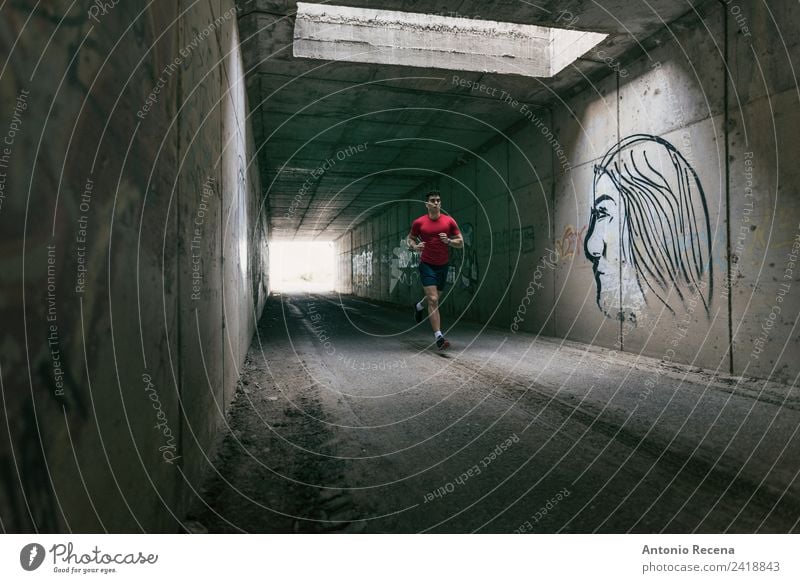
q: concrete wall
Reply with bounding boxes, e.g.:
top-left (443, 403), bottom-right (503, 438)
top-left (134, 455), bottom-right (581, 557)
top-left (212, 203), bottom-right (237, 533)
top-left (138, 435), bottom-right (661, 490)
top-left (338, 0), bottom-right (800, 385)
top-left (0, 0), bottom-right (267, 532)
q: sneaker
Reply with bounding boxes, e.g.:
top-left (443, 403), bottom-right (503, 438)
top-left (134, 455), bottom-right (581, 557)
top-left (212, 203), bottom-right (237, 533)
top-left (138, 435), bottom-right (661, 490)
top-left (414, 304), bottom-right (425, 323)
top-left (436, 336), bottom-right (450, 350)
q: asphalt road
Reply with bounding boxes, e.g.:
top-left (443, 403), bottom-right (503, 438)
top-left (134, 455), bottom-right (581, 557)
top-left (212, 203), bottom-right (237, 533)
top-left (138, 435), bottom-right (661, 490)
top-left (188, 293), bottom-right (800, 533)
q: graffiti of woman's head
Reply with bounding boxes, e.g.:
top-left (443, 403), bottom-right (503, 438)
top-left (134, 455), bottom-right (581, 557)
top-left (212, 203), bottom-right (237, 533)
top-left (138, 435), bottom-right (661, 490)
top-left (584, 134), bottom-right (713, 323)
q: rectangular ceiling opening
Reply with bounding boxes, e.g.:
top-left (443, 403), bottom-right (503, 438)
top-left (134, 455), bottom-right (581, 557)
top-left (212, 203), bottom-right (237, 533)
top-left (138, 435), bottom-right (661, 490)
top-left (270, 240), bottom-right (336, 292)
top-left (293, 2), bottom-right (607, 78)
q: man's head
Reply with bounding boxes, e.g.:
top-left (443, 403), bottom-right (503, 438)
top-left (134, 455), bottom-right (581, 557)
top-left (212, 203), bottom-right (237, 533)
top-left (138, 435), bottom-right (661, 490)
top-left (425, 190), bottom-right (441, 214)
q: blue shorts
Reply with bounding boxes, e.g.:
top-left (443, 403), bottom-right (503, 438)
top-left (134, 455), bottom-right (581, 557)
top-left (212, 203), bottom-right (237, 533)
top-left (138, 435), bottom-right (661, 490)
top-left (419, 261), bottom-right (449, 290)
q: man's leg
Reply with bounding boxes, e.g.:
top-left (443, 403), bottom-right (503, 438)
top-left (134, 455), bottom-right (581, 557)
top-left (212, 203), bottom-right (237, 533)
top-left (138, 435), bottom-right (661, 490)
top-left (423, 285), bottom-right (440, 333)
top-left (427, 281), bottom-right (449, 349)
top-left (433, 265), bottom-right (450, 349)
top-left (413, 296), bottom-right (426, 322)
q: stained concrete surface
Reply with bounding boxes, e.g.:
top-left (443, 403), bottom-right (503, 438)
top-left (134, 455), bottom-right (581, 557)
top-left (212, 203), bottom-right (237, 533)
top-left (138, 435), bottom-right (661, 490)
top-left (188, 293), bottom-right (800, 533)
top-left (0, 0), bottom-right (267, 532)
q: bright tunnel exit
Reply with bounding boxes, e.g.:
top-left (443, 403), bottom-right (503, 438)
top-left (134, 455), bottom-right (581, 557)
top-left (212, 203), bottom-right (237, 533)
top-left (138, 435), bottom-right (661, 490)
top-left (269, 240), bottom-right (336, 292)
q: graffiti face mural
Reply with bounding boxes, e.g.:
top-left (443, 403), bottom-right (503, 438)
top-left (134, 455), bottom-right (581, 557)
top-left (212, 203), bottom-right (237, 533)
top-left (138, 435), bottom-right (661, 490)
top-left (584, 172), bottom-right (646, 321)
top-left (584, 135), bottom-right (713, 322)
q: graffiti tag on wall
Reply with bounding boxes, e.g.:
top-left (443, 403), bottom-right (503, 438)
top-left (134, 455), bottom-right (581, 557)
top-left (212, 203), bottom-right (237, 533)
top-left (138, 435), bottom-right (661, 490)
top-left (352, 248), bottom-right (373, 287)
top-left (388, 237), bottom-right (419, 293)
top-left (451, 222), bottom-right (478, 293)
top-left (556, 224), bottom-right (587, 260)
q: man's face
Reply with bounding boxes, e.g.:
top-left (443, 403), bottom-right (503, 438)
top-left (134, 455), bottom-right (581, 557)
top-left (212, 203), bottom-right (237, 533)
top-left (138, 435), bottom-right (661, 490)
top-left (584, 173), bottom-right (644, 321)
top-left (426, 195), bottom-right (441, 212)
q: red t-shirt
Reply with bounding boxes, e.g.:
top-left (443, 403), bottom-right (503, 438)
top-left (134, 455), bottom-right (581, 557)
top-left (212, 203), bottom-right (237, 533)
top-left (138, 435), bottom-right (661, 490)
top-left (409, 214), bottom-right (460, 266)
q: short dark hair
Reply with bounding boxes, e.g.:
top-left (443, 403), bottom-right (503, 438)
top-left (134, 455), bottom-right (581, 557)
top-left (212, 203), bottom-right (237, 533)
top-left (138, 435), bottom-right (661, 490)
top-left (425, 190), bottom-right (441, 201)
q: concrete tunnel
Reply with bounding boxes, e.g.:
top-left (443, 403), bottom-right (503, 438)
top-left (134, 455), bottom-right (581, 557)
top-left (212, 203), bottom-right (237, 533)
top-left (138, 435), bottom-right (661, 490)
top-left (1, 0), bottom-right (799, 534)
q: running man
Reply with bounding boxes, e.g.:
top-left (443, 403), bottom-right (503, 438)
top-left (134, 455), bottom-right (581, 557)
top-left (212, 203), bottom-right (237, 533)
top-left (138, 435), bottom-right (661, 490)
top-left (407, 190), bottom-right (463, 349)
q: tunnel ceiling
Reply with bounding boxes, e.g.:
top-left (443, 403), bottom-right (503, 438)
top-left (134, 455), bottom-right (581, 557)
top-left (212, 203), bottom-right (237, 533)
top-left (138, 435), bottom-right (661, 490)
top-left (237, 0), bottom-right (705, 240)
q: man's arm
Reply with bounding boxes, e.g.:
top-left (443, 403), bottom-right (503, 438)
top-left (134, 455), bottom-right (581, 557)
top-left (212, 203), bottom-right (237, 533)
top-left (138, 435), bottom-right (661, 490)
top-left (447, 234), bottom-right (464, 249)
top-left (407, 232), bottom-right (424, 252)
top-left (439, 218), bottom-right (464, 248)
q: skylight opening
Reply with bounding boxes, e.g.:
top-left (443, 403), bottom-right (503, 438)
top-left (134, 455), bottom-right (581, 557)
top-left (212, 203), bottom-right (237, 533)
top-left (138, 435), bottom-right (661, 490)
top-left (293, 2), bottom-right (607, 78)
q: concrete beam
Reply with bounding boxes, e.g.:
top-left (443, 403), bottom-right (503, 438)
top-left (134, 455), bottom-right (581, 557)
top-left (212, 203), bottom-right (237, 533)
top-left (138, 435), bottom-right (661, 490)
top-left (292, 2), bottom-right (605, 78)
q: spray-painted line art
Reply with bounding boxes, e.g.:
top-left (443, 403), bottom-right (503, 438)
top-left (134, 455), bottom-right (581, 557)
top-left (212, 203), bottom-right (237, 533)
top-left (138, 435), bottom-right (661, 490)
top-left (389, 237), bottom-right (420, 293)
top-left (584, 134), bottom-right (713, 322)
top-left (452, 222), bottom-right (478, 292)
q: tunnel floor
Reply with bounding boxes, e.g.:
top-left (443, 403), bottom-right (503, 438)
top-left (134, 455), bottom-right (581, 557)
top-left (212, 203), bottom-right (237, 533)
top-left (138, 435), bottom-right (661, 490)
top-left (186, 294), bottom-right (800, 533)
